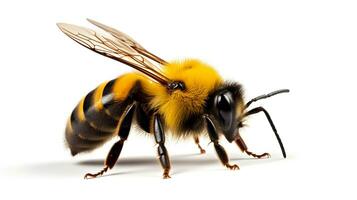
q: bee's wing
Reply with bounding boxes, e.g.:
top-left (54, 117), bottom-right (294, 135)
top-left (57, 23), bottom-right (170, 86)
top-left (87, 19), bottom-right (168, 66)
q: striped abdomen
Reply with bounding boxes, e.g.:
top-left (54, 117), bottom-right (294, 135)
top-left (65, 73), bottom-right (150, 156)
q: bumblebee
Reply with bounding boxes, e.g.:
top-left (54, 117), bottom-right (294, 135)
top-left (57, 19), bottom-right (289, 179)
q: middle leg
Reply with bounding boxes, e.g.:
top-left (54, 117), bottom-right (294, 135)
top-left (194, 136), bottom-right (206, 154)
top-left (152, 114), bottom-right (172, 179)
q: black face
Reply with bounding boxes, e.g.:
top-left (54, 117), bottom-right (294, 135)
top-left (207, 85), bottom-right (288, 158)
top-left (213, 90), bottom-right (240, 142)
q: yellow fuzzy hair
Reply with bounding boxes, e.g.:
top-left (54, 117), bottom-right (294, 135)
top-left (145, 59), bottom-right (223, 134)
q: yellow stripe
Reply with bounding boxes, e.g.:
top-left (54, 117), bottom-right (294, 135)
top-left (112, 73), bottom-right (145, 100)
top-left (93, 81), bottom-right (108, 110)
top-left (77, 98), bottom-right (85, 121)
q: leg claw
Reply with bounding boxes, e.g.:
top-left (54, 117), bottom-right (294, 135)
top-left (163, 173), bottom-right (171, 179)
top-left (246, 151), bottom-right (271, 159)
top-left (255, 152), bottom-right (271, 159)
top-left (225, 164), bottom-right (240, 170)
top-left (84, 173), bottom-right (95, 179)
top-left (200, 149), bottom-right (206, 154)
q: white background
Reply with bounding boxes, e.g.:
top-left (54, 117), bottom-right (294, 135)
top-left (0, 0), bottom-right (356, 199)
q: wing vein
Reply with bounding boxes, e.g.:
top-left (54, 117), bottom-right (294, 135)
top-left (57, 22), bottom-right (171, 85)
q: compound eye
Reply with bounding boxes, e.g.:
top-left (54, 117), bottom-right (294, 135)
top-left (217, 94), bottom-right (232, 111)
top-left (215, 92), bottom-right (234, 130)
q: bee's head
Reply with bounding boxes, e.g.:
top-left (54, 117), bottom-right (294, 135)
top-left (207, 82), bottom-right (245, 143)
top-left (207, 84), bottom-right (289, 157)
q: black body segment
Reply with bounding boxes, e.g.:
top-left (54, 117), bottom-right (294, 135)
top-left (65, 76), bottom-right (147, 156)
top-left (65, 123), bottom-right (99, 155)
top-left (66, 106), bottom-right (114, 156)
top-left (70, 107), bottom-right (113, 141)
top-left (83, 89), bottom-right (118, 132)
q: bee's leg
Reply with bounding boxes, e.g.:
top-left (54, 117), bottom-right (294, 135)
top-left (194, 136), bottom-right (206, 154)
top-left (242, 106), bottom-right (287, 158)
top-left (204, 116), bottom-right (239, 170)
top-left (235, 136), bottom-right (270, 159)
top-left (84, 104), bottom-right (136, 179)
top-left (153, 114), bottom-right (171, 179)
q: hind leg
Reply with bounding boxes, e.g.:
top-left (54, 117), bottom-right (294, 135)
top-left (84, 104), bottom-right (136, 179)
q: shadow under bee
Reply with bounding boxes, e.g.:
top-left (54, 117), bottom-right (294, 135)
top-left (5, 153), bottom-right (287, 179)
top-left (78, 153), bottom-right (285, 176)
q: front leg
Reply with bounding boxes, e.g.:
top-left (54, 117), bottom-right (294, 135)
top-left (235, 136), bottom-right (270, 159)
top-left (204, 116), bottom-right (239, 170)
top-left (244, 106), bottom-right (286, 158)
top-left (152, 114), bottom-right (171, 179)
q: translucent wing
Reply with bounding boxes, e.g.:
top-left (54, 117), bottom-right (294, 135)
top-left (87, 18), bottom-right (168, 66)
top-left (57, 22), bottom-right (170, 85)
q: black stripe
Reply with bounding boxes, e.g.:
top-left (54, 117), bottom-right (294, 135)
top-left (83, 87), bottom-right (119, 132)
top-left (65, 133), bottom-right (103, 156)
top-left (83, 90), bottom-right (94, 113)
top-left (65, 120), bottom-right (93, 156)
top-left (102, 78), bottom-right (132, 119)
top-left (65, 126), bottom-right (103, 148)
top-left (66, 114), bottom-right (105, 151)
top-left (103, 78), bottom-right (154, 133)
top-left (102, 79), bottom-right (116, 100)
top-left (70, 106), bottom-right (114, 141)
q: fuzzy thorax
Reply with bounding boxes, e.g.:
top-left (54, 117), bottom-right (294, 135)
top-left (147, 59), bottom-right (223, 134)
